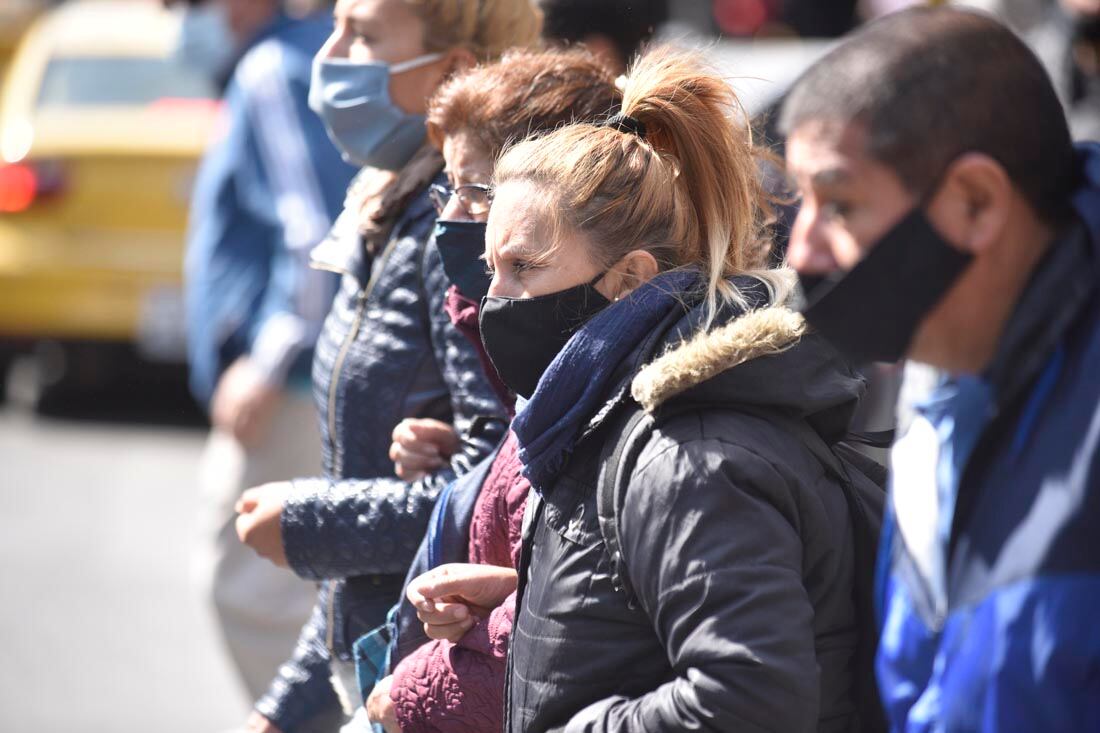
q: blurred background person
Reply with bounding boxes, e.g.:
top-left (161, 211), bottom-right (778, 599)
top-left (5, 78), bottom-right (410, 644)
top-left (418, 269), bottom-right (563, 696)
top-left (665, 0), bottom-right (1045, 40)
top-left (1030, 0), bottom-right (1100, 140)
top-left (538, 0), bottom-right (668, 73)
top-left (171, 0), bottom-right (356, 711)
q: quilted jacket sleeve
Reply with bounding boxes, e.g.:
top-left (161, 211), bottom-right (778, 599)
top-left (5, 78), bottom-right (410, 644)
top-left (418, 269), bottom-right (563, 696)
top-left (283, 474), bottom-right (455, 580)
top-left (280, 236), bottom-right (506, 581)
top-left (560, 436), bottom-right (821, 733)
top-left (255, 582), bottom-right (343, 733)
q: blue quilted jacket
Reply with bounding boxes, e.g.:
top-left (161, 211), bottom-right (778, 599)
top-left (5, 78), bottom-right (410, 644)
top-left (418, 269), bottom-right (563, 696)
top-left (254, 165), bottom-right (506, 731)
top-left (877, 143), bottom-right (1100, 732)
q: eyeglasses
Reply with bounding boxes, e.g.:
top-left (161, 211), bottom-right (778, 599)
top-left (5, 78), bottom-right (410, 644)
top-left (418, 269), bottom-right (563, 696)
top-left (429, 182), bottom-right (494, 219)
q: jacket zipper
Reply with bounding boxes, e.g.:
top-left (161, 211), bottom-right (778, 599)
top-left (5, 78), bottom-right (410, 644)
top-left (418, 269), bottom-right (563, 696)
top-left (324, 237), bottom-right (399, 476)
top-left (322, 237), bottom-right (401, 653)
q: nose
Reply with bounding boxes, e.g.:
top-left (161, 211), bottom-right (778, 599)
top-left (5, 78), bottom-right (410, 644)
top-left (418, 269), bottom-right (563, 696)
top-left (317, 28), bottom-right (348, 61)
top-left (786, 208), bottom-right (838, 275)
top-left (440, 194), bottom-right (470, 222)
top-left (486, 273), bottom-right (505, 297)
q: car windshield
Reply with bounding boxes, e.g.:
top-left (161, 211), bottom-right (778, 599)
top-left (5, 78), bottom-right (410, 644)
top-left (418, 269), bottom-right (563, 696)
top-left (36, 56), bottom-right (215, 107)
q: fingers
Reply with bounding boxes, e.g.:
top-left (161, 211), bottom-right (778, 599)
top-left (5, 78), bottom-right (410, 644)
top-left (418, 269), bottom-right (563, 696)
top-left (416, 600), bottom-right (477, 642)
top-left (389, 435), bottom-right (443, 463)
top-left (391, 444), bottom-right (445, 480)
top-left (392, 419), bottom-right (441, 454)
top-left (424, 615), bottom-right (476, 642)
top-left (233, 409), bottom-right (261, 448)
top-left (235, 511), bottom-right (256, 546)
top-left (210, 392), bottom-right (234, 435)
top-left (392, 418), bottom-right (459, 456)
top-left (406, 419), bottom-right (461, 455)
top-left (415, 599), bottom-right (469, 625)
top-left (413, 563), bottom-right (518, 606)
top-left (235, 487), bottom-right (262, 514)
top-left (390, 419), bottom-right (452, 480)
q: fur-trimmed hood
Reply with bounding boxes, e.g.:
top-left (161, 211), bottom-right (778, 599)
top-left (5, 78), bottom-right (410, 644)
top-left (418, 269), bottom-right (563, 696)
top-left (620, 282), bottom-right (865, 445)
top-left (632, 305), bottom-right (808, 411)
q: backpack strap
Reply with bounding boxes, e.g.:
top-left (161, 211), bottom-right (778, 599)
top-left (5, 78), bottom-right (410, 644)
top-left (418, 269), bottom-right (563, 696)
top-left (748, 409), bottom-right (883, 547)
top-left (846, 429), bottom-right (896, 450)
top-left (596, 405), bottom-right (654, 608)
top-left (596, 402), bottom-right (703, 608)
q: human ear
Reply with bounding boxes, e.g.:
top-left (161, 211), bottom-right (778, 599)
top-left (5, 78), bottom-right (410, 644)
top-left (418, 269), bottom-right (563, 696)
top-left (444, 47), bottom-right (477, 77)
top-left (927, 153), bottom-right (1011, 256)
top-left (603, 250), bottom-right (660, 300)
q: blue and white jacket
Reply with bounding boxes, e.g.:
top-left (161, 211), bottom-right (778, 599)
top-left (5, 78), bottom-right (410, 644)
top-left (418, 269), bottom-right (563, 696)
top-left (878, 143), bottom-right (1100, 732)
top-left (184, 12), bottom-right (356, 405)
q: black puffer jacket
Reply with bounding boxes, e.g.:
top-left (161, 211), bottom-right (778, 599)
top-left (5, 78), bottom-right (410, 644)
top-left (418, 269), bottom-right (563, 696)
top-left (255, 169), bottom-right (505, 731)
top-left (507, 287), bottom-right (864, 733)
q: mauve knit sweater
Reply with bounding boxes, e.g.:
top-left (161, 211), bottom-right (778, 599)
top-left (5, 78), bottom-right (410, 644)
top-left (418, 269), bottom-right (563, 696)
top-left (389, 287), bottom-right (527, 732)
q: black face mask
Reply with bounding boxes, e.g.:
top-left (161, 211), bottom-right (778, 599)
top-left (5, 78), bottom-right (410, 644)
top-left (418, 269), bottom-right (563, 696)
top-left (479, 273), bottom-right (610, 399)
top-left (799, 207), bottom-right (973, 364)
top-left (434, 220), bottom-right (492, 301)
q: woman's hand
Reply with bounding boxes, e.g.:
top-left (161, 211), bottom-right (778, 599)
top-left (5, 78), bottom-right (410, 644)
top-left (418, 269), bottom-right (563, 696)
top-left (235, 482), bottom-right (292, 567)
top-left (389, 418), bottom-right (460, 481)
top-left (406, 563), bottom-right (518, 642)
top-left (366, 676), bottom-right (400, 732)
top-left (243, 711), bottom-right (284, 733)
top-left (211, 357), bottom-right (283, 448)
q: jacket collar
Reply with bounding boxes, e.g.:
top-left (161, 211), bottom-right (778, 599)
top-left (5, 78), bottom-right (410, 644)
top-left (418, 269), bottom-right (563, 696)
top-left (984, 143), bottom-right (1100, 411)
top-left (576, 276), bottom-right (833, 440)
top-left (310, 146), bottom-right (443, 277)
top-left (983, 220), bottom-right (1095, 412)
top-left (632, 305), bottom-right (807, 412)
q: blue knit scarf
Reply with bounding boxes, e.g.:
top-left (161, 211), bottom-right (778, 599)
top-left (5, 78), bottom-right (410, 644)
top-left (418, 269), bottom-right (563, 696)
top-left (512, 269), bottom-right (701, 492)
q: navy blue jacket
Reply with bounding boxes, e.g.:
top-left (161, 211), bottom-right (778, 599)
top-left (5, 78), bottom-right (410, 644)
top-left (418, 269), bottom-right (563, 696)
top-left (877, 143), bottom-right (1100, 732)
top-left (254, 175), bottom-right (506, 731)
top-left (184, 13), bottom-right (355, 404)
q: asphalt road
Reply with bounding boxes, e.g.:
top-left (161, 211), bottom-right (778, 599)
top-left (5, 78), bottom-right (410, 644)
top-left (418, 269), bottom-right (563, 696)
top-left (0, 398), bottom-right (249, 733)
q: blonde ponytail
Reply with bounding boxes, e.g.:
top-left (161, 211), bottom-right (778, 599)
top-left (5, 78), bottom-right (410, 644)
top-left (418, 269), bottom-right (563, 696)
top-left (494, 46), bottom-right (783, 324)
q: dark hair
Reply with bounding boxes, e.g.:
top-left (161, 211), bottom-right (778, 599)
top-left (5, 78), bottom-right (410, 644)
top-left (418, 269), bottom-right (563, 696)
top-left (538, 0), bottom-right (668, 67)
top-left (780, 7), bottom-right (1076, 224)
top-left (427, 48), bottom-right (622, 158)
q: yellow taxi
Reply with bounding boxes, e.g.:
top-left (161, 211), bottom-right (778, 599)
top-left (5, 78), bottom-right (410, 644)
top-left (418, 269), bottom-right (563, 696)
top-left (0, 0), bottom-right (219, 385)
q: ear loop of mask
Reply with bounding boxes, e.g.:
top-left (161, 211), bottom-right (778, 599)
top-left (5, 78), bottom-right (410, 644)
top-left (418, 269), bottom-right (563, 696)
top-left (389, 53), bottom-right (445, 75)
top-left (319, 53), bottom-right (444, 74)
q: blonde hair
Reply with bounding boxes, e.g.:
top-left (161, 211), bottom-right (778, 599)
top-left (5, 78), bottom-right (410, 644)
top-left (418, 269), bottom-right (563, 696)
top-left (493, 47), bottom-right (791, 321)
top-left (404, 0), bottom-right (543, 61)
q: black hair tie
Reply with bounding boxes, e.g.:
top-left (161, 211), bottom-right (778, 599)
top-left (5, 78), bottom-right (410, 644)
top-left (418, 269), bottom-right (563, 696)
top-left (603, 112), bottom-right (647, 140)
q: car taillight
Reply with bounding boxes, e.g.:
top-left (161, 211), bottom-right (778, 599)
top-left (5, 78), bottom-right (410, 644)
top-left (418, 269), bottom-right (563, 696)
top-left (0, 160), bottom-right (65, 213)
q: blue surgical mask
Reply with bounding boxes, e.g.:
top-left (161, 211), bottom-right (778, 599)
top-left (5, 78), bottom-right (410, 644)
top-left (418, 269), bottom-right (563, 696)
top-left (309, 54), bottom-right (443, 170)
top-left (173, 3), bottom-right (237, 84)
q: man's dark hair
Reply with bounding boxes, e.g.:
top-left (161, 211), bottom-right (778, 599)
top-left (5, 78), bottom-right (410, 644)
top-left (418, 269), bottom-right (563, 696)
top-left (539, 0), bottom-right (669, 67)
top-left (780, 7), bottom-right (1076, 224)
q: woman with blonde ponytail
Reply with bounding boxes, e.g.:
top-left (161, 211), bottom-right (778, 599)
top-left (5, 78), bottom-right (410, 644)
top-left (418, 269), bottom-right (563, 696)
top-left (415, 48), bottom-right (866, 731)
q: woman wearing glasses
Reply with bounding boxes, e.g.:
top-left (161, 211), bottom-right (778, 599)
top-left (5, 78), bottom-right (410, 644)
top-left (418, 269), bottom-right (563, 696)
top-left (230, 1), bottom-right (540, 731)
top-left (363, 49), bottom-right (622, 733)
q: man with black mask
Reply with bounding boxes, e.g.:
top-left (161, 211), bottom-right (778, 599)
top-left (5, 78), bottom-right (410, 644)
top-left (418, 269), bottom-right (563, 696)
top-left (782, 7), bottom-right (1100, 732)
